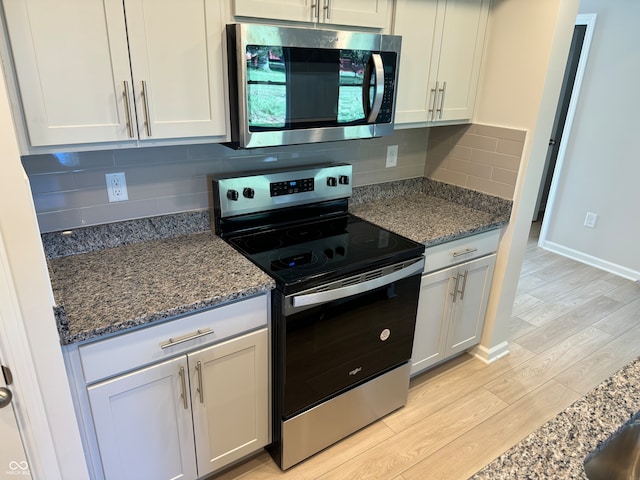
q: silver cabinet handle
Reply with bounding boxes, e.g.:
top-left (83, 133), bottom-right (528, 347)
top-left (459, 270), bottom-right (468, 300)
top-left (438, 81), bottom-right (447, 119)
top-left (195, 361), bottom-right (204, 404)
top-left (324, 0), bottom-right (331, 20)
top-left (160, 328), bottom-right (214, 349)
top-left (178, 366), bottom-right (188, 410)
top-left (141, 80), bottom-right (152, 137)
top-left (452, 247), bottom-right (478, 258)
top-left (122, 81), bottom-right (134, 138)
top-left (450, 272), bottom-right (461, 303)
top-left (429, 82), bottom-right (439, 121)
top-left (311, 1), bottom-right (319, 19)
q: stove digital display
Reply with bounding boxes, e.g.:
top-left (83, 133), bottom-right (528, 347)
top-left (270, 177), bottom-right (314, 196)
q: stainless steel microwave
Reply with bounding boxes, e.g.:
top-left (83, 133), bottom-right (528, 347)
top-left (225, 23), bottom-right (401, 149)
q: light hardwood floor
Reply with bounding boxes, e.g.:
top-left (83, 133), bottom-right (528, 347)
top-left (213, 222), bottom-right (640, 480)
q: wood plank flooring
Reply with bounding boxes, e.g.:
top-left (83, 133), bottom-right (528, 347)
top-left (212, 222), bottom-right (640, 480)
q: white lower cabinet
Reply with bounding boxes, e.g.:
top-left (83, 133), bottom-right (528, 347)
top-left (411, 231), bottom-right (499, 376)
top-left (65, 294), bottom-right (270, 480)
top-left (88, 328), bottom-right (268, 480)
top-left (190, 330), bottom-right (269, 475)
top-left (88, 356), bottom-right (198, 480)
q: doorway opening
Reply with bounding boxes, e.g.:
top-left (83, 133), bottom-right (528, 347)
top-left (535, 14), bottom-right (597, 240)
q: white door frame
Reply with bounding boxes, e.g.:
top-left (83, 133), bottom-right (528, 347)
top-left (539, 14), bottom-right (597, 245)
top-left (0, 230), bottom-right (38, 479)
top-left (0, 53), bottom-right (89, 479)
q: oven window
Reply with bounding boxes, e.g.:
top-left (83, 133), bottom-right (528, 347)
top-left (246, 46), bottom-right (372, 131)
top-left (282, 273), bottom-right (421, 419)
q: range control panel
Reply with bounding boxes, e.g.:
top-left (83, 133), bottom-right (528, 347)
top-left (270, 178), bottom-right (315, 196)
top-left (210, 163), bottom-right (353, 219)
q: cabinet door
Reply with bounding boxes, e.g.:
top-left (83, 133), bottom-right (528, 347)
top-left (392, 0), bottom-right (439, 124)
top-left (446, 254), bottom-right (496, 356)
top-left (87, 356), bottom-right (197, 480)
top-left (189, 328), bottom-right (269, 476)
top-left (323, 0), bottom-right (389, 28)
top-left (3, 0), bottom-right (135, 146)
top-left (232, 0), bottom-right (316, 23)
top-left (124, 0), bottom-right (227, 140)
top-left (428, 0), bottom-right (489, 122)
top-left (410, 265), bottom-right (455, 375)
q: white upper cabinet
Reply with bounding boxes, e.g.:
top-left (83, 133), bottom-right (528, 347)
top-left (3, 0), bottom-right (227, 148)
top-left (393, 0), bottom-right (490, 126)
top-left (3, 0), bottom-right (133, 146)
top-left (232, 0), bottom-right (390, 29)
top-left (124, 0), bottom-right (227, 140)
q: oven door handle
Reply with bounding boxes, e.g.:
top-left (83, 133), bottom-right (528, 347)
top-left (290, 258), bottom-right (424, 310)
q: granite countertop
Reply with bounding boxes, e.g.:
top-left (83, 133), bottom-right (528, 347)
top-left (49, 232), bottom-right (275, 345)
top-left (351, 195), bottom-right (505, 247)
top-left (350, 177), bottom-right (511, 247)
top-left (472, 356), bottom-right (640, 479)
top-left (45, 178), bottom-right (512, 345)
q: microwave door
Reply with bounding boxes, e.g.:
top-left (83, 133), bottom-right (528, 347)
top-left (287, 48), bottom-right (340, 128)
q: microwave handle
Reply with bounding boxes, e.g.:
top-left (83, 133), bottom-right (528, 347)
top-left (363, 53), bottom-right (385, 123)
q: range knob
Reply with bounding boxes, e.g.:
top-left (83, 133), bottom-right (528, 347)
top-left (327, 177), bottom-right (337, 187)
top-left (243, 187), bottom-right (255, 199)
top-left (226, 189), bottom-right (239, 201)
top-left (339, 175), bottom-right (350, 185)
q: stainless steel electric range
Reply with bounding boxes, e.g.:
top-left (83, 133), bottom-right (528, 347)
top-left (209, 163), bottom-right (425, 470)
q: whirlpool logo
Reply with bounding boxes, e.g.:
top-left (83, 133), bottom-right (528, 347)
top-left (349, 367), bottom-right (362, 376)
top-left (5, 460), bottom-right (30, 477)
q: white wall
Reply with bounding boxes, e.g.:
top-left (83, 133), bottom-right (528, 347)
top-left (469, 0), bottom-right (580, 359)
top-left (542, 0), bottom-right (640, 280)
top-left (0, 59), bottom-right (89, 479)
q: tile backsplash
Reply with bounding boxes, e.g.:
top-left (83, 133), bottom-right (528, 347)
top-left (425, 124), bottom-right (526, 199)
top-left (24, 129), bottom-right (429, 232)
top-left (23, 124), bottom-right (526, 233)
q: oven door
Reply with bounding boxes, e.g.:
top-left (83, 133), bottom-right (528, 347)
top-left (281, 258), bottom-right (423, 419)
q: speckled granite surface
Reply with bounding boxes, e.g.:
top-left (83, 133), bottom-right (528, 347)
top-left (472, 356), bottom-right (640, 479)
top-left (42, 210), bottom-right (210, 259)
top-left (44, 178), bottom-right (511, 345)
top-left (351, 178), bottom-right (511, 247)
top-left (49, 232), bottom-right (274, 344)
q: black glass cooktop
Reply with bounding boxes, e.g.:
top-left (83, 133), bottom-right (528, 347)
top-left (228, 214), bottom-right (425, 291)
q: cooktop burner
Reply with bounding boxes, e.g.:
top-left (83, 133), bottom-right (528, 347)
top-left (210, 163), bottom-right (425, 292)
top-left (228, 213), bottom-right (423, 291)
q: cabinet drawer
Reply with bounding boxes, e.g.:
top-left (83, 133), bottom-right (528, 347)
top-left (79, 294), bottom-right (268, 384)
top-left (424, 229), bottom-right (500, 274)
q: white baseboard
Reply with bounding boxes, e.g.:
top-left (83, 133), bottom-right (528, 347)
top-left (469, 341), bottom-right (510, 365)
top-left (540, 240), bottom-right (640, 282)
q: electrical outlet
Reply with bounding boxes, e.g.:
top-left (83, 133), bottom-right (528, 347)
top-left (584, 212), bottom-right (598, 228)
top-left (105, 172), bottom-right (128, 202)
top-left (386, 145), bottom-right (398, 168)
